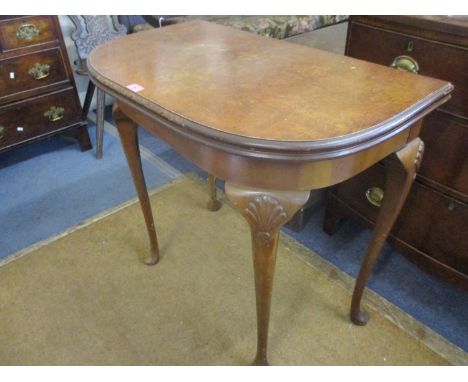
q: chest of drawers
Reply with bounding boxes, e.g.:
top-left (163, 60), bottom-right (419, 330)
top-left (0, 15), bottom-right (90, 152)
top-left (323, 16), bottom-right (468, 290)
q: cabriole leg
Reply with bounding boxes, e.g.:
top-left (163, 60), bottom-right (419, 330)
top-left (113, 103), bottom-right (160, 265)
top-left (226, 183), bottom-right (310, 365)
top-left (350, 138), bottom-right (424, 325)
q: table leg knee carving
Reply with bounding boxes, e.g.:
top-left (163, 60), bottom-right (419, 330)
top-left (226, 183), bottom-right (309, 366)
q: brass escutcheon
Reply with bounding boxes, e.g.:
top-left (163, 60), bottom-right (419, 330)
top-left (44, 106), bottom-right (64, 122)
top-left (365, 186), bottom-right (384, 207)
top-left (28, 63), bottom-right (50, 80)
top-left (16, 23), bottom-right (40, 41)
top-left (406, 41), bottom-right (414, 52)
top-left (390, 55), bottom-right (419, 74)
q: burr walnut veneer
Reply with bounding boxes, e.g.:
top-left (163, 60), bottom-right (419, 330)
top-left (87, 21), bottom-right (452, 365)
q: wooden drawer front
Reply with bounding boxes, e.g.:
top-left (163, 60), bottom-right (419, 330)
top-left (334, 164), bottom-right (468, 274)
top-left (396, 184), bottom-right (468, 275)
top-left (419, 112), bottom-right (468, 195)
top-left (0, 48), bottom-right (68, 100)
top-left (0, 16), bottom-right (57, 52)
top-left (347, 22), bottom-right (468, 120)
top-left (0, 87), bottom-right (82, 149)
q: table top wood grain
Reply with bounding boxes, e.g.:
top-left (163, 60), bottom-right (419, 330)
top-left (88, 20), bottom-right (453, 191)
top-left (88, 20), bottom-right (452, 145)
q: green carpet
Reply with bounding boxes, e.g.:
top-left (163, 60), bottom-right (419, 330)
top-left (0, 176), bottom-right (451, 365)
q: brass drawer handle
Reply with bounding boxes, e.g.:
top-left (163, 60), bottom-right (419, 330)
top-left (16, 23), bottom-right (40, 41)
top-left (0, 126), bottom-right (4, 140)
top-left (391, 55), bottom-right (419, 74)
top-left (365, 187), bottom-right (384, 207)
top-left (44, 106), bottom-right (64, 122)
top-left (28, 63), bottom-right (51, 80)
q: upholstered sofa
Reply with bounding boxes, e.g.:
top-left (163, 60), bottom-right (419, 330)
top-left (127, 15), bottom-right (348, 39)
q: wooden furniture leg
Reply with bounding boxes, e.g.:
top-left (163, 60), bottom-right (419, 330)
top-left (113, 104), bottom-right (160, 265)
top-left (207, 174), bottom-right (222, 211)
top-left (61, 124), bottom-right (92, 151)
top-left (322, 192), bottom-right (346, 235)
top-left (82, 80), bottom-right (96, 118)
top-left (96, 87), bottom-right (106, 159)
top-left (76, 125), bottom-right (92, 151)
top-left (226, 183), bottom-right (309, 365)
top-left (350, 138), bottom-right (424, 325)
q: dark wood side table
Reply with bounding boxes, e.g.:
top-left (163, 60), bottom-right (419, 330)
top-left (0, 15), bottom-right (91, 153)
top-left (87, 21), bottom-right (452, 365)
top-left (323, 16), bottom-right (468, 290)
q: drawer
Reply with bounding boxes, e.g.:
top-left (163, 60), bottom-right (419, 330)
top-left (0, 16), bottom-right (57, 52)
top-left (333, 164), bottom-right (468, 273)
top-left (347, 22), bottom-right (468, 120)
top-left (0, 87), bottom-right (82, 150)
top-left (0, 48), bottom-right (69, 101)
top-left (419, 112), bottom-right (468, 195)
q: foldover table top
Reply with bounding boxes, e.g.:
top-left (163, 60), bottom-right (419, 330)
top-left (88, 20), bottom-right (451, 147)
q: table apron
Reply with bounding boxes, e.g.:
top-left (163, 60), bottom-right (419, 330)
top-left (117, 101), bottom-right (417, 191)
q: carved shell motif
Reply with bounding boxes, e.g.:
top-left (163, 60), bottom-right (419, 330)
top-left (244, 195), bottom-right (288, 246)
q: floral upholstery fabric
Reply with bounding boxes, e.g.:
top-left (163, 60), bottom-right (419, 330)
top-left (135, 15), bottom-right (348, 39)
top-left (185, 15), bottom-right (348, 39)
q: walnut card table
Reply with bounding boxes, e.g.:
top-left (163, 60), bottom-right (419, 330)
top-left (88, 21), bottom-right (452, 365)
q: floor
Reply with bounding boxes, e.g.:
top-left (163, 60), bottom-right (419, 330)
top-left (0, 124), bottom-right (176, 258)
top-left (0, 177), bottom-right (451, 365)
